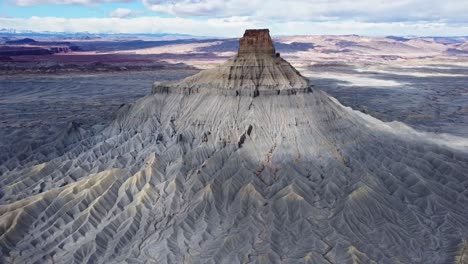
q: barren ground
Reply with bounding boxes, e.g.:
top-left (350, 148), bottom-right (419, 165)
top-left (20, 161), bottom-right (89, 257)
top-left (1, 34), bottom-right (468, 264)
top-left (1, 34), bottom-right (468, 148)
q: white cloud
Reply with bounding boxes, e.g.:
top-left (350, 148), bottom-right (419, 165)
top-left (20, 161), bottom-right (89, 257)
top-left (1, 16), bottom-right (468, 36)
top-left (109, 8), bottom-right (140, 18)
top-left (13, 0), bottom-right (132, 6)
top-left (0, 16), bottom-right (254, 36)
top-left (7, 0), bottom-right (468, 35)
top-left (142, 0), bottom-right (258, 17)
top-left (142, 0), bottom-right (468, 24)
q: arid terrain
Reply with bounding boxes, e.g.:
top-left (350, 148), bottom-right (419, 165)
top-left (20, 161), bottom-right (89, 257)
top-left (1, 30), bottom-right (468, 263)
top-left (1, 33), bottom-right (467, 148)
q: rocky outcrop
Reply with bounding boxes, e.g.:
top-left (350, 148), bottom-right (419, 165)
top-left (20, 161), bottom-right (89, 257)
top-left (152, 29), bottom-right (310, 94)
top-left (0, 46), bottom-right (72, 56)
top-left (48, 46), bottom-right (72, 53)
top-left (238, 29), bottom-right (276, 55)
top-left (2, 38), bottom-right (74, 56)
top-left (0, 46), bottom-right (52, 56)
top-left (5, 38), bottom-right (37, 45)
top-left (1, 29), bottom-right (468, 264)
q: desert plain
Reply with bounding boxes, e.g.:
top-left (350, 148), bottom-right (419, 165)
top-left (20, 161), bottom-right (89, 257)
top-left (1, 34), bottom-right (468, 155)
top-left (1, 32), bottom-right (468, 263)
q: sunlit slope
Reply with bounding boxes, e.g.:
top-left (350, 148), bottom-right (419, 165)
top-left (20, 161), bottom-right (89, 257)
top-left (1, 29), bottom-right (467, 264)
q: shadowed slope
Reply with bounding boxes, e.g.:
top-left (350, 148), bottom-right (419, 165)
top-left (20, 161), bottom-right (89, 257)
top-left (1, 29), bottom-right (468, 264)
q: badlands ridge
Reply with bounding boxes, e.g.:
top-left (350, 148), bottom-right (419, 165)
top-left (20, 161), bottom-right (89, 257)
top-left (1, 29), bottom-right (468, 264)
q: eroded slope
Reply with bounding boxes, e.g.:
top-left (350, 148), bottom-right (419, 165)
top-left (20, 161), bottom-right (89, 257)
top-left (1, 88), bottom-right (468, 264)
top-left (1, 29), bottom-right (467, 264)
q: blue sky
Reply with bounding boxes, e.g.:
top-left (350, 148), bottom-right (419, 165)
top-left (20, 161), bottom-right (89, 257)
top-left (1, 0), bottom-right (468, 36)
top-left (1, 1), bottom-right (146, 18)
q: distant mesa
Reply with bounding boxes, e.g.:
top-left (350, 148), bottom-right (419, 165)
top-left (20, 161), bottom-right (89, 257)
top-left (5, 38), bottom-right (37, 45)
top-left (1, 38), bottom-right (76, 56)
top-left (386, 36), bottom-right (411, 42)
top-left (0, 46), bottom-right (52, 56)
top-left (5, 38), bottom-right (72, 47)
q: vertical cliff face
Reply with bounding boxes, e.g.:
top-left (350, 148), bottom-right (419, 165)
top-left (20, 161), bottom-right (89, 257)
top-left (1, 29), bottom-right (468, 264)
top-left (238, 29), bottom-right (276, 55)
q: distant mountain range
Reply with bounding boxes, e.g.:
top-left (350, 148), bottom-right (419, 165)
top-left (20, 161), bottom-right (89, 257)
top-left (0, 29), bottom-right (209, 42)
top-left (1, 28), bottom-right (467, 41)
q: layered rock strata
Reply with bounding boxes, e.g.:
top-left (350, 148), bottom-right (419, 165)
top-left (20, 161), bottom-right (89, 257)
top-left (0, 29), bottom-right (468, 264)
top-left (152, 29), bottom-right (310, 96)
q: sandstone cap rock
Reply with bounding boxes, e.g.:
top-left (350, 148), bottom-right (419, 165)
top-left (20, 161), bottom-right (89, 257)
top-left (238, 29), bottom-right (276, 55)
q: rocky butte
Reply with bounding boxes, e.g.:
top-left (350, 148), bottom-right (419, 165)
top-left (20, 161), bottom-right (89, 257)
top-left (0, 29), bottom-right (468, 264)
top-left (238, 29), bottom-right (276, 54)
top-left (152, 29), bottom-right (309, 95)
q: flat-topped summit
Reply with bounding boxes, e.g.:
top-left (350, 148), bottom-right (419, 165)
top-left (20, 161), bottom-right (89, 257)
top-left (238, 29), bottom-right (276, 55)
top-left (152, 29), bottom-right (310, 96)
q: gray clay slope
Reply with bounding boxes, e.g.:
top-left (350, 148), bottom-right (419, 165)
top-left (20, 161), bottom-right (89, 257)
top-left (1, 29), bottom-right (468, 264)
